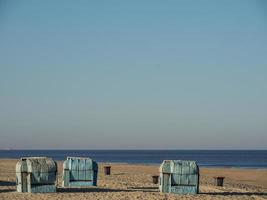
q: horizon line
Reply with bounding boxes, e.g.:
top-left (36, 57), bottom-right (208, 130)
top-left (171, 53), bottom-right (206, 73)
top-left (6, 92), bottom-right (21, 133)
top-left (1, 149), bottom-right (267, 151)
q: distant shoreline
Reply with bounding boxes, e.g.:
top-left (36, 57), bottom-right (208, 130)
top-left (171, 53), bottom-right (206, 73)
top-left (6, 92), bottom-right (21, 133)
top-left (1, 149), bottom-right (266, 169)
top-left (0, 158), bottom-right (266, 170)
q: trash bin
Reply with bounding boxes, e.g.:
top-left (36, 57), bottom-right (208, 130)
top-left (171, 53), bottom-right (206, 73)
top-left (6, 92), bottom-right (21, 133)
top-left (104, 166), bottom-right (111, 175)
top-left (152, 175), bottom-right (159, 184)
top-left (214, 176), bottom-right (225, 187)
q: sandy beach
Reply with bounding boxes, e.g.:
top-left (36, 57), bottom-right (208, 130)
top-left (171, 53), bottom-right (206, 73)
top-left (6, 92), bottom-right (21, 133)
top-left (0, 159), bottom-right (266, 200)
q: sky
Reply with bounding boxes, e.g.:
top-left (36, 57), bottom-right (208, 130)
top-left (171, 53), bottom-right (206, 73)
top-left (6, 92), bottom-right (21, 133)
top-left (0, 0), bottom-right (267, 149)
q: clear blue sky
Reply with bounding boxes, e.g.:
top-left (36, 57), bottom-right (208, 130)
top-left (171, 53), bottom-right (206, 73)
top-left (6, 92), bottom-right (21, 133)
top-left (0, 0), bottom-right (266, 149)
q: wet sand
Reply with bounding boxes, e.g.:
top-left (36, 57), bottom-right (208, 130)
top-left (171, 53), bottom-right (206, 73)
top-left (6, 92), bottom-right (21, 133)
top-left (0, 159), bottom-right (266, 200)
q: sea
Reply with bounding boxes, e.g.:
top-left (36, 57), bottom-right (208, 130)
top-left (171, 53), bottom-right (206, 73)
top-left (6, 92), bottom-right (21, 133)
top-left (0, 150), bottom-right (266, 168)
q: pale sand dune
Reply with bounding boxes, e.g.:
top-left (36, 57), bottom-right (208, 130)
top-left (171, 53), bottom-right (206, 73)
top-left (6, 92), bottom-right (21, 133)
top-left (0, 159), bottom-right (267, 200)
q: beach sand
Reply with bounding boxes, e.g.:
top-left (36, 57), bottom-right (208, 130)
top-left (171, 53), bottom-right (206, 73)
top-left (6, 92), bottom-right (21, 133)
top-left (0, 159), bottom-right (266, 200)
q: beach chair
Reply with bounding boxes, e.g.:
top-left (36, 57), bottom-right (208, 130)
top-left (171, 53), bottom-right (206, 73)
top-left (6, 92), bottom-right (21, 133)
top-left (16, 157), bottom-right (57, 193)
top-left (62, 157), bottom-right (98, 187)
top-left (159, 160), bottom-right (199, 195)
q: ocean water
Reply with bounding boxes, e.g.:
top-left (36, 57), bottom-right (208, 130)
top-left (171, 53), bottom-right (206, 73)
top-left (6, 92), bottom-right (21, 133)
top-left (0, 150), bottom-right (266, 168)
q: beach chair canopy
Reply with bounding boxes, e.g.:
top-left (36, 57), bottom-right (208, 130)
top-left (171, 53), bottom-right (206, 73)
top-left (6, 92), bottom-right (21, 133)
top-left (62, 157), bottom-right (98, 187)
top-left (16, 157), bottom-right (57, 193)
top-left (159, 160), bottom-right (199, 195)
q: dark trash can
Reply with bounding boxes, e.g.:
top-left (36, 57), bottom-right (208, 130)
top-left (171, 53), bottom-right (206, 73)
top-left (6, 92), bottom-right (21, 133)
top-left (152, 175), bottom-right (159, 184)
top-left (214, 176), bottom-right (225, 187)
top-left (104, 166), bottom-right (111, 175)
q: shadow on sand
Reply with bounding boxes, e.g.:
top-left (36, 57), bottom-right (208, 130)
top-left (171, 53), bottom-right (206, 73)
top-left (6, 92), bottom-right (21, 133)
top-left (0, 189), bottom-right (15, 193)
top-left (201, 191), bottom-right (267, 196)
top-left (112, 173), bottom-right (125, 175)
top-left (57, 186), bottom-right (159, 193)
top-left (127, 186), bottom-right (159, 192)
top-left (3, 182), bottom-right (264, 196)
top-left (0, 180), bottom-right (16, 186)
top-left (57, 187), bottom-right (131, 193)
top-left (0, 180), bottom-right (16, 193)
